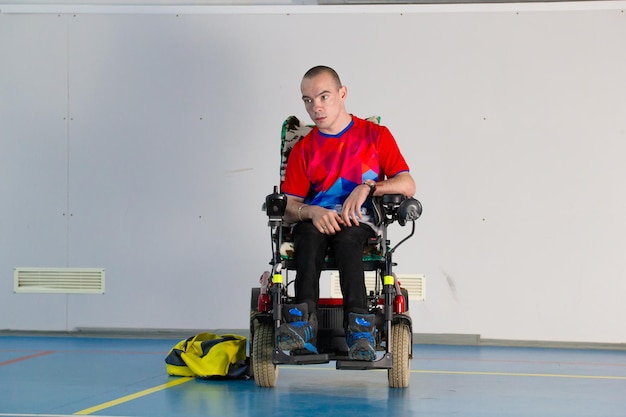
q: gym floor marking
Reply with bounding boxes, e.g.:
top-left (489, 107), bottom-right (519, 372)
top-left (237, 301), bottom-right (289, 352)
top-left (282, 366), bottom-right (626, 380)
top-left (72, 377), bottom-right (193, 415)
top-left (0, 415), bottom-right (134, 417)
top-left (411, 369), bottom-right (626, 380)
top-left (0, 351), bottom-right (55, 367)
top-left (12, 368), bottom-right (615, 416)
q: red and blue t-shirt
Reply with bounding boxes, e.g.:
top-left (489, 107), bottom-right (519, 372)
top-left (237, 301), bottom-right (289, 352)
top-left (282, 116), bottom-right (410, 210)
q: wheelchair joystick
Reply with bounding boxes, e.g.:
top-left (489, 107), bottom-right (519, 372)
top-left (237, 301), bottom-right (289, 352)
top-left (397, 197), bottom-right (422, 226)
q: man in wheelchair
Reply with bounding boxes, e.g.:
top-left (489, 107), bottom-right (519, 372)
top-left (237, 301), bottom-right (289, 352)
top-left (278, 66), bottom-right (416, 361)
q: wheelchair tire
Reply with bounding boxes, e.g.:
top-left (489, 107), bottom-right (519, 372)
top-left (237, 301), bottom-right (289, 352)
top-left (252, 322), bottom-right (278, 387)
top-left (388, 322), bottom-right (411, 388)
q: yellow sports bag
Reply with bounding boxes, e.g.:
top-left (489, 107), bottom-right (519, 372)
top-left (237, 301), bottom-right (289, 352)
top-left (165, 332), bottom-right (249, 379)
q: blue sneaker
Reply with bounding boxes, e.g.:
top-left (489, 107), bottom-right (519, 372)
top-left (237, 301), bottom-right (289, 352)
top-left (277, 304), bottom-right (318, 353)
top-left (346, 313), bottom-right (376, 361)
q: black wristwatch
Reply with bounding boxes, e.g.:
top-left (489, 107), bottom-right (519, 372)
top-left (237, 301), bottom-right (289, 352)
top-left (363, 179), bottom-right (377, 197)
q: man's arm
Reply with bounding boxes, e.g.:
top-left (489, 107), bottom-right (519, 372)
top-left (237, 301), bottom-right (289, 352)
top-left (285, 195), bottom-right (344, 235)
top-left (285, 172), bottom-right (415, 230)
top-left (339, 172), bottom-right (416, 226)
top-left (284, 195), bottom-right (305, 225)
top-left (372, 172), bottom-right (416, 198)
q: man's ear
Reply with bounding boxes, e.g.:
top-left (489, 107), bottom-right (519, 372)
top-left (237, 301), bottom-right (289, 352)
top-left (340, 85), bottom-right (348, 100)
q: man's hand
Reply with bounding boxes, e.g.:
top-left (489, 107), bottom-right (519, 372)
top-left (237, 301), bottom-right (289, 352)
top-left (308, 205), bottom-right (344, 235)
top-left (339, 184), bottom-right (371, 227)
top-left (285, 183), bottom-right (373, 234)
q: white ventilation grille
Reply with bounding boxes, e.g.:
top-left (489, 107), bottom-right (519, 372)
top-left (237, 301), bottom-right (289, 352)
top-left (330, 272), bottom-right (425, 301)
top-left (14, 267), bottom-right (105, 294)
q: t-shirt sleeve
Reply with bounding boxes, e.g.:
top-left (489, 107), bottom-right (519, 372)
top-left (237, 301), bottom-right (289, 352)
top-left (281, 141), bottom-right (309, 198)
top-left (378, 126), bottom-right (410, 178)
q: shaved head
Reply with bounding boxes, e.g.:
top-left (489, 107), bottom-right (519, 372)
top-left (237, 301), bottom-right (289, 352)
top-left (303, 66), bottom-right (342, 89)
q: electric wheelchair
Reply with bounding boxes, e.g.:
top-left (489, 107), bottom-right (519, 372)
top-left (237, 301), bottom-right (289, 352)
top-left (250, 116), bottom-right (422, 388)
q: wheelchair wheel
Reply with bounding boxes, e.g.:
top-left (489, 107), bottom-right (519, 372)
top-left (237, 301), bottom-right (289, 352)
top-left (388, 322), bottom-right (411, 388)
top-left (252, 322), bottom-right (278, 387)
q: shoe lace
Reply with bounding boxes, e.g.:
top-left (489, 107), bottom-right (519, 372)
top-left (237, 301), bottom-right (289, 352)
top-left (282, 321), bottom-right (318, 354)
top-left (347, 331), bottom-right (375, 346)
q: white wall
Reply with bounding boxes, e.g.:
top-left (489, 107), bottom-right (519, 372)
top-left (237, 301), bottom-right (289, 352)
top-left (1, 2), bottom-right (625, 344)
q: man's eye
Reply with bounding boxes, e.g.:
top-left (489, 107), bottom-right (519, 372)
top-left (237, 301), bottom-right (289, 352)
top-left (303, 98), bottom-right (312, 104)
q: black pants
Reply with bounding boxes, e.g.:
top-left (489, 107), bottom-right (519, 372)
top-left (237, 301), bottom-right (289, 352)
top-left (292, 221), bottom-right (376, 318)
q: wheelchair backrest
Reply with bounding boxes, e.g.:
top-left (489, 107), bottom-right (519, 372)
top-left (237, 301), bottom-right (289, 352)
top-left (279, 115), bottom-right (381, 187)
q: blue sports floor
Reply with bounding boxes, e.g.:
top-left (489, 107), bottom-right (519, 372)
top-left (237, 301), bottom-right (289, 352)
top-left (1, 334), bottom-right (625, 417)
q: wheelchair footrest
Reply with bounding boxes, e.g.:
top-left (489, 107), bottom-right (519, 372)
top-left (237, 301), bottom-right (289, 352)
top-left (335, 352), bottom-right (393, 370)
top-left (273, 349), bottom-right (330, 365)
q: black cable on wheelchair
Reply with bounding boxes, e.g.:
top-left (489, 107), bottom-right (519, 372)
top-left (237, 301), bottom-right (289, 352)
top-left (389, 221), bottom-right (416, 255)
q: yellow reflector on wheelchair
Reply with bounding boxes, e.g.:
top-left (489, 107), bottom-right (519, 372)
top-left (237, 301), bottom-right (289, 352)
top-left (273, 274), bottom-right (283, 284)
top-left (383, 275), bottom-right (394, 285)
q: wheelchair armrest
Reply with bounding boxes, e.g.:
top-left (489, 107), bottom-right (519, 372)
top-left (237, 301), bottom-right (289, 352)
top-left (381, 194), bottom-right (405, 205)
top-left (373, 195), bottom-right (423, 227)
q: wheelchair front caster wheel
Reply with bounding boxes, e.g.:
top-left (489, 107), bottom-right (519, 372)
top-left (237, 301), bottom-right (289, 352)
top-left (388, 322), bottom-right (411, 388)
top-left (252, 322), bottom-right (278, 387)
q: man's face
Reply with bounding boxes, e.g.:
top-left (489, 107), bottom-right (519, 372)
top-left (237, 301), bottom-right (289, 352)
top-left (300, 72), bottom-right (348, 135)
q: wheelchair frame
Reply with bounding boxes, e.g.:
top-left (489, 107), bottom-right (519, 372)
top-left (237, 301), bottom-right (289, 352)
top-left (250, 187), bottom-right (422, 388)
